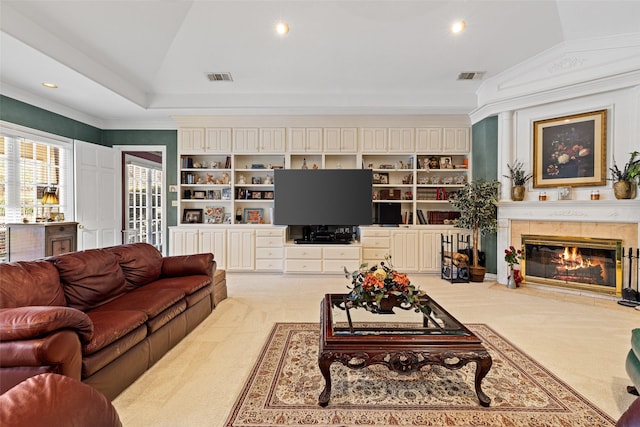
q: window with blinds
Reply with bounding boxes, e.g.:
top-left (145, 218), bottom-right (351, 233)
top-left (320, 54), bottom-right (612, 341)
top-left (0, 132), bottom-right (73, 225)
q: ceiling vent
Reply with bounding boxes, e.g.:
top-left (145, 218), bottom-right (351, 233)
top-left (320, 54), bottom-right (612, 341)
top-left (457, 71), bottom-right (485, 81)
top-left (206, 72), bottom-right (233, 82)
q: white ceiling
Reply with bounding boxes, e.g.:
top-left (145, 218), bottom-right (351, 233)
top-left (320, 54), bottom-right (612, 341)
top-left (1, 0), bottom-right (639, 129)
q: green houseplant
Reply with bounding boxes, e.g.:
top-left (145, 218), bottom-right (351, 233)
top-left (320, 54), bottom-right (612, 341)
top-left (503, 161), bottom-right (532, 201)
top-left (448, 179), bottom-right (500, 282)
top-left (610, 151), bottom-right (640, 199)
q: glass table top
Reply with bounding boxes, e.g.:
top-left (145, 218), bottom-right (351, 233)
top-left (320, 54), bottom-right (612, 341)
top-left (327, 293), bottom-right (470, 338)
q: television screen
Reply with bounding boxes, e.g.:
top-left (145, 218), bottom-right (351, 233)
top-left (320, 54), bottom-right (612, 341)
top-left (273, 169), bottom-right (373, 226)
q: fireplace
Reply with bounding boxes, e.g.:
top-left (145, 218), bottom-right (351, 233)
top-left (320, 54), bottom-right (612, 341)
top-left (521, 235), bottom-right (622, 297)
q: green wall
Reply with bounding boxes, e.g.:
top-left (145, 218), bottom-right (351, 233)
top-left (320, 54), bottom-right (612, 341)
top-left (1, 95), bottom-right (179, 228)
top-left (471, 116), bottom-right (499, 274)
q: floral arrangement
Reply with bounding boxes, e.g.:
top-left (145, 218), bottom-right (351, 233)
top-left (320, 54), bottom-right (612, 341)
top-left (344, 255), bottom-right (423, 312)
top-left (503, 161), bottom-right (532, 186)
top-left (504, 245), bottom-right (523, 267)
top-left (544, 141), bottom-right (591, 177)
top-left (609, 151), bottom-right (640, 182)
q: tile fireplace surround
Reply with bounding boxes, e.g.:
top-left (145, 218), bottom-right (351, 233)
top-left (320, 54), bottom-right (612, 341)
top-left (497, 199), bottom-right (640, 296)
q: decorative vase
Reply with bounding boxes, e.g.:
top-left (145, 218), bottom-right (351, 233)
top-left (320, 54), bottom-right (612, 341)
top-left (376, 295), bottom-right (401, 314)
top-left (511, 185), bottom-right (525, 201)
top-left (507, 266), bottom-right (517, 289)
top-left (613, 180), bottom-right (633, 199)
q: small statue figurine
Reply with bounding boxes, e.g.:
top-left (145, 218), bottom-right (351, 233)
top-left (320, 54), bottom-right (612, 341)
top-left (206, 173), bottom-right (216, 184)
top-left (263, 175), bottom-right (273, 184)
top-left (237, 174), bottom-right (246, 184)
top-left (221, 172), bottom-right (230, 184)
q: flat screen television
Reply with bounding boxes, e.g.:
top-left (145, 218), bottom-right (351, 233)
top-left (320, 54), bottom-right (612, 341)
top-left (273, 169), bottom-right (373, 226)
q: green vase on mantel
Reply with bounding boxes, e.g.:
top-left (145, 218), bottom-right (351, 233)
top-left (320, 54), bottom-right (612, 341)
top-left (511, 185), bottom-right (526, 201)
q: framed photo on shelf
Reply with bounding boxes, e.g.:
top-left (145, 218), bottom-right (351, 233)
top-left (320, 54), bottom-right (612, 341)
top-left (558, 186), bottom-right (572, 200)
top-left (221, 188), bottom-right (231, 200)
top-left (193, 191), bottom-right (206, 199)
top-left (440, 157), bottom-right (453, 169)
top-left (251, 176), bottom-right (262, 184)
top-left (263, 191), bottom-right (274, 199)
top-left (244, 208), bottom-right (264, 224)
top-left (251, 191), bottom-right (262, 199)
top-left (182, 209), bottom-right (203, 224)
top-left (533, 109), bottom-right (607, 188)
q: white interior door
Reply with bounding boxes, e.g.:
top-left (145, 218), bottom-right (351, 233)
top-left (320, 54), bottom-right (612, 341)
top-left (74, 140), bottom-right (119, 250)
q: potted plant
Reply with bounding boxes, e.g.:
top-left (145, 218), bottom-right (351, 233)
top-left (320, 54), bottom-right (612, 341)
top-left (449, 179), bottom-right (500, 282)
top-left (610, 151), bottom-right (640, 199)
top-left (503, 161), bottom-right (532, 201)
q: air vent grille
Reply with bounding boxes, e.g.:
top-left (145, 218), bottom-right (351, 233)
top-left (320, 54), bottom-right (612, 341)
top-left (207, 72), bottom-right (233, 82)
top-left (457, 71), bottom-right (485, 80)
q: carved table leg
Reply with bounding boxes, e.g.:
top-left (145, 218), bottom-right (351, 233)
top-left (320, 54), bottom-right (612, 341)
top-left (474, 352), bottom-right (493, 407)
top-left (318, 352), bottom-right (333, 406)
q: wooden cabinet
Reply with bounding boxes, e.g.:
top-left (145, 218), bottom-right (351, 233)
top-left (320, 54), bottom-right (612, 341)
top-left (443, 128), bottom-right (470, 153)
top-left (255, 228), bottom-right (285, 271)
top-left (389, 128), bottom-right (415, 152)
top-left (232, 128), bottom-right (260, 153)
top-left (227, 229), bottom-right (255, 270)
top-left (416, 128), bottom-right (443, 152)
top-left (7, 222), bottom-right (78, 261)
top-left (169, 227), bottom-right (226, 267)
top-left (289, 128), bottom-right (323, 152)
top-left (324, 127), bottom-right (358, 152)
top-left (360, 128), bottom-right (388, 152)
top-left (205, 128), bottom-right (232, 152)
top-left (178, 128), bottom-right (206, 153)
top-left (259, 128), bottom-right (286, 152)
top-left (390, 230), bottom-right (419, 272)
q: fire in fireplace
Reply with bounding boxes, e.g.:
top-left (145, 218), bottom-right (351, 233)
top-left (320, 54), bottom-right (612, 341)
top-left (521, 235), bottom-right (622, 296)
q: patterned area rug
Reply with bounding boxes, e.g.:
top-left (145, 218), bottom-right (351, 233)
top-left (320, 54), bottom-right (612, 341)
top-left (225, 323), bottom-right (615, 426)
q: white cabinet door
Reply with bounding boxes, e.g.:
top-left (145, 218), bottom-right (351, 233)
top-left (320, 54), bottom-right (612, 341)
top-left (288, 128), bottom-right (322, 152)
top-left (443, 128), bottom-right (470, 153)
top-left (324, 128), bottom-right (341, 151)
top-left (306, 128), bottom-right (323, 152)
top-left (391, 230), bottom-right (419, 272)
top-left (178, 128), bottom-right (205, 153)
top-left (205, 128), bottom-right (232, 152)
top-left (389, 128), bottom-right (415, 152)
top-left (259, 128), bottom-right (286, 152)
top-left (227, 229), bottom-right (255, 270)
top-left (169, 227), bottom-right (199, 256)
top-left (416, 128), bottom-right (443, 152)
top-left (419, 230), bottom-right (439, 272)
top-left (360, 128), bottom-right (387, 152)
top-left (199, 229), bottom-right (226, 268)
top-left (340, 128), bottom-right (358, 152)
top-left (233, 128), bottom-right (259, 153)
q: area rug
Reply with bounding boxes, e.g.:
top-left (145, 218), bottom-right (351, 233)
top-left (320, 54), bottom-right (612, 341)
top-left (224, 322), bottom-right (615, 426)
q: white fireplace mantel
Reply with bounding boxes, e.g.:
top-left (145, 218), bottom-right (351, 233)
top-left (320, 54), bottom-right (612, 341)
top-left (498, 199), bottom-right (640, 225)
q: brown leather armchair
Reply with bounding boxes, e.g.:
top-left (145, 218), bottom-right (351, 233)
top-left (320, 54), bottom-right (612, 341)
top-left (0, 373), bottom-right (121, 427)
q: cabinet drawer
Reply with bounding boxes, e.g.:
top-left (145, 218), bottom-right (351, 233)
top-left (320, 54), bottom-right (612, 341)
top-left (256, 259), bottom-right (283, 271)
top-left (256, 236), bottom-right (283, 248)
top-left (323, 259), bottom-right (359, 273)
top-left (323, 246), bottom-right (360, 259)
top-left (363, 248), bottom-right (388, 260)
top-left (256, 228), bottom-right (285, 238)
top-left (361, 237), bottom-right (390, 248)
top-left (359, 228), bottom-right (390, 238)
top-left (285, 259), bottom-right (322, 272)
top-left (256, 247), bottom-right (284, 259)
top-left (285, 246), bottom-right (322, 259)
top-left (45, 224), bottom-right (76, 238)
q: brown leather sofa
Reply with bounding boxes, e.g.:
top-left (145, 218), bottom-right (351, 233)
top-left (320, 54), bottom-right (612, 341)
top-left (0, 242), bottom-right (227, 399)
top-left (0, 373), bottom-right (122, 427)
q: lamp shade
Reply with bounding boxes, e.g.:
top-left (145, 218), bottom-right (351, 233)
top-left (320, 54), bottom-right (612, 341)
top-left (41, 187), bottom-right (59, 205)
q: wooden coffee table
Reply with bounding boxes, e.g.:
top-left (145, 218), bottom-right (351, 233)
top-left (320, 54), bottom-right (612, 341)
top-left (318, 293), bottom-right (492, 407)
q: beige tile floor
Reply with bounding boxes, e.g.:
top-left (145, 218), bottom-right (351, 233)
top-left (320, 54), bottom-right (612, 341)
top-left (113, 273), bottom-right (638, 426)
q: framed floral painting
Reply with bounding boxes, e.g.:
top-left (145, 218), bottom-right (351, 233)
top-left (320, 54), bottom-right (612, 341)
top-left (533, 109), bottom-right (607, 188)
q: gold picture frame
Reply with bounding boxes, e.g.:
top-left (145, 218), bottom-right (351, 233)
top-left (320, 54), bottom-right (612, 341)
top-left (533, 109), bottom-right (607, 188)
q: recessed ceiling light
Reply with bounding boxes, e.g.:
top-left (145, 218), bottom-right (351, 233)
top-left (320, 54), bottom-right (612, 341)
top-left (42, 82), bottom-right (58, 89)
top-left (451, 20), bottom-right (466, 34)
top-left (275, 21), bottom-right (289, 35)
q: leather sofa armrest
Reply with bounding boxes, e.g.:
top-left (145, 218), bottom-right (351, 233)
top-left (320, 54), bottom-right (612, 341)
top-left (0, 307), bottom-right (93, 343)
top-left (161, 253), bottom-right (216, 279)
top-left (0, 373), bottom-right (121, 427)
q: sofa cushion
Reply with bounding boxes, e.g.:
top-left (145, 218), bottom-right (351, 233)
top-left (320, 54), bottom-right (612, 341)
top-left (82, 324), bottom-right (148, 378)
top-left (83, 310), bottom-right (147, 356)
top-left (161, 253), bottom-right (214, 278)
top-left (144, 276), bottom-right (211, 298)
top-left (0, 261), bottom-right (66, 308)
top-left (93, 288), bottom-right (185, 319)
top-left (49, 249), bottom-right (127, 312)
top-left (0, 306), bottom-right (93, 343)
top-left (106, 243), bottom-right (163, 290)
